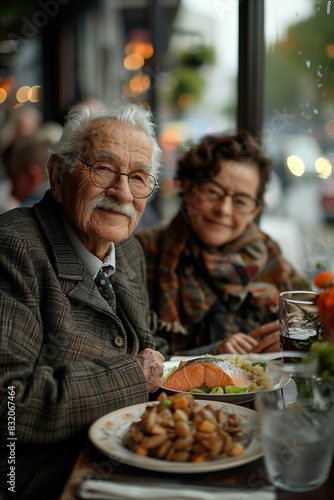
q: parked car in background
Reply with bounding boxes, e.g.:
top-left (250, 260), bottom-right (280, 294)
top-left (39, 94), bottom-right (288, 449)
top-left (264, 132), bottom-right (329, 188)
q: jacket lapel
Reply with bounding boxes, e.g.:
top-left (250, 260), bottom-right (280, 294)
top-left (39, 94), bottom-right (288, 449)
top-left (33, 192), bottom-right (144, 325)
top-left (33, 192), bottom-right (113, 314)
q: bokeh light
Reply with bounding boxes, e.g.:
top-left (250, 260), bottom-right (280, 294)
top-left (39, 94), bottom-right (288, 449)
top-left (125, 41), bottom-right (153, 60)
top-left (315, 156), bottom-right (332, 179)
top-left (325, 120), bottom-right (334, 139)
top-left (16, 86), bottom-right (31, 103)
top-left (124, 53), bottom-right (145, 70)
top-left (124, 74), bottom-right (151, 97)
top-left (29, 85), bottom-right (41, 102)
top-left (160, 128), bottom-right (183, 150)
top-left (287, 155), bottom-right (305, 176)
top-left (0, 88), bottom-right (7, 104)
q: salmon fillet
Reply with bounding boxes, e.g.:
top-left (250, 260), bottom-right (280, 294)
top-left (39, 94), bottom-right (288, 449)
top-left (163, 358), bottom-right (251, 392)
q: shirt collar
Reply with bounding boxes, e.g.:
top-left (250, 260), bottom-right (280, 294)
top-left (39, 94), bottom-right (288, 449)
top-left (62, 215), bottom-right (115, 279)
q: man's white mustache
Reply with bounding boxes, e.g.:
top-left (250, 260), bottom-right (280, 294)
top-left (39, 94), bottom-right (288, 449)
top-left (89, 195), bottom-right (138, 221)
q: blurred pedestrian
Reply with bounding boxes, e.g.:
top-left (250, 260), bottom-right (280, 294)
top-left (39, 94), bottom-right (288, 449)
top-left (4, 134), bottom-right (52, 206)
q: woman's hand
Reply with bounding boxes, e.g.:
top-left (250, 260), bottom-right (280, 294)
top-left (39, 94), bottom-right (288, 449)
top-left (249, 320), bottom-right (280, 353)
top-left (216, 333), bottom-right (258, 354)
top-left (216, 320), bottom-right (280, 354)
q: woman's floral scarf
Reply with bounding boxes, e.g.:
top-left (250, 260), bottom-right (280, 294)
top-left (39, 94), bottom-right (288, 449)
top-left (142, 208), bottom-right (289, 333)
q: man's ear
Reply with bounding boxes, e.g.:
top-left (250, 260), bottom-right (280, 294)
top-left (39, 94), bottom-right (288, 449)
top-left (47, 154), bottom-right (63, 202)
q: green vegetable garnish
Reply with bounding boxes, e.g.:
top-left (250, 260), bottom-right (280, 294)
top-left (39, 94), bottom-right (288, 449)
top-left (189, 387), bottom-right (211, 393)
top-left (190, 386), bottom-right (247, 394)
top-left (311, 342), bottom-right (334, 379)
top-left (224, 386), bottom-right (248, 394)
top-left (209, 387), bottom-right (224, 394)
top-left (162, 365), bottom-right (178, 384)
top-left (163, 399), bottom-right (172, 407)
top-left (251, 362), bottom-right (268, 371)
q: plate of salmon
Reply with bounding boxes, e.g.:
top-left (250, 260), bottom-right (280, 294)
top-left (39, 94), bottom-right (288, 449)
top-left (162, 355), bottom-right (291, 404)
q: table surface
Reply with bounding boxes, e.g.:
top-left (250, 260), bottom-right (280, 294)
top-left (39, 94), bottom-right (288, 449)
top-left (60, 364), bottom-right (334, 500)
top-left (60, 394), bottom-right (334, 500)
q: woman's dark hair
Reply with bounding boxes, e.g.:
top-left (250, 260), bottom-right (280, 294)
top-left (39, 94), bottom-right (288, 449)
top-left (175, 130), bottom-right (272, 200)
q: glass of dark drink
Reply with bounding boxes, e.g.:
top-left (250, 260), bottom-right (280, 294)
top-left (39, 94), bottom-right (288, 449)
top-left (279, 291), bottom-right (323, 360)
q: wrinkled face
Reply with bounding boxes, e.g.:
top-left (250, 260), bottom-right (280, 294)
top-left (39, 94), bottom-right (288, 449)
top-left (48, 119), bottom-right (153, 260)
top-left (182, 160), bottom-right (262, 247)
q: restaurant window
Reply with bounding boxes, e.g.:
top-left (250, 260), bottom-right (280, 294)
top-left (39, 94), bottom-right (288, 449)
top-left (263, 0), bottom-right (334, 275)
top-left (153, 0), bottom-right (239, 220)
top-left (72, 0), bottom-right (239, 222)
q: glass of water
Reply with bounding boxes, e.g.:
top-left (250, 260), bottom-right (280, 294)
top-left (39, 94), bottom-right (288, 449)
top-left (256, 358), bottom-right (334, 492)
top-left (279, 291), bottom-right (323, 357)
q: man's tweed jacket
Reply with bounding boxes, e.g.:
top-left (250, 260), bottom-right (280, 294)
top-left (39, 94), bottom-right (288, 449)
top-left (0, 191), bottom-right (156, 499)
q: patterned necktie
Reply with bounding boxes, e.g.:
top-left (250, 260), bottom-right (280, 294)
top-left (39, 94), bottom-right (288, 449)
top-left (95, 268), bottom-right (116, 309)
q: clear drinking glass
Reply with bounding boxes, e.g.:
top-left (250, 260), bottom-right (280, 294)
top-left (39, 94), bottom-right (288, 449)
top-left (256, 358), bottom-right (334, 492)
top-left (279, 291), bottom-right (323, 356)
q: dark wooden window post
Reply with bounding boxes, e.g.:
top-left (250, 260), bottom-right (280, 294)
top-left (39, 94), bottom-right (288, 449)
top-left (237, 0), bottom-right (265, 142)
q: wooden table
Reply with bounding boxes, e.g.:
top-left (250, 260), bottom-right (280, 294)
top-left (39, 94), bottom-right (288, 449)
top-left (59, 437), bottom-right (334, 500)
top-left (60, 375), bottom-right (334, 500)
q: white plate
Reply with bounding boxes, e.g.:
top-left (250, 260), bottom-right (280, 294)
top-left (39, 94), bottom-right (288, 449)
top-left (89, 400), bottom-right (262, 473)
top-left (162, 355), bottom-right (291, 404)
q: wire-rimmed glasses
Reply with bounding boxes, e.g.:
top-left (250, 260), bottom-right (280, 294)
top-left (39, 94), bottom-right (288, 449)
top-left (72, 154), bottom-right (157, 199)
top-left (197, 180), bottom-right (260, 214)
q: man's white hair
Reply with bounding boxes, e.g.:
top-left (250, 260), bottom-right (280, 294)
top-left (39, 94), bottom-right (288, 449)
top-left (48, 101), bottom-right (163, 189)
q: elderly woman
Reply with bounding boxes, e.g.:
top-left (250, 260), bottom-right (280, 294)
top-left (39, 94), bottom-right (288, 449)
top-left (136, 130), bottom-right (310, 357)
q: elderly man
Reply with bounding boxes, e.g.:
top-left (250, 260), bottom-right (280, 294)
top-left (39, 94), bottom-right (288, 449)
top-left (0, 102), bottom-right (165, 499)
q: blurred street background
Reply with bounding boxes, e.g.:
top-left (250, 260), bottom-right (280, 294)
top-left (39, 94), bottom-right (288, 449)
top-left (1, 0), bottom-right (334, 280)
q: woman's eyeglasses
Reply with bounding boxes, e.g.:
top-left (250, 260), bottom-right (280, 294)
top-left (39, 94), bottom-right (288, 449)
top-left (197, 180), bottom-right (260, 214)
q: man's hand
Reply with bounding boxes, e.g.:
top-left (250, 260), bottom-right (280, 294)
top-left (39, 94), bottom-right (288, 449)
top-left (135, 348), bottom-right (165, 393)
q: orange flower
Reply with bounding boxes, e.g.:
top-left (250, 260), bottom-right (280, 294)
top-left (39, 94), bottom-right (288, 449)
top-left (316, 287), bottom-right (334, 333)
top-left (314, 271), bottom-right (334, 289)
top-left (314, 270), bottom-right (334, 341)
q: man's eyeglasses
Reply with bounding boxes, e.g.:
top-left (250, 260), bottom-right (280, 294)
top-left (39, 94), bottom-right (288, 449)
top-left (72, 154), bottom-right (157, 199)
top-left (197, 180), bottom-right (260, 214)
